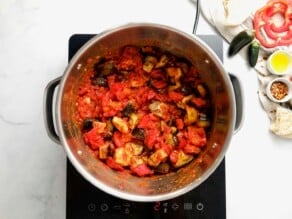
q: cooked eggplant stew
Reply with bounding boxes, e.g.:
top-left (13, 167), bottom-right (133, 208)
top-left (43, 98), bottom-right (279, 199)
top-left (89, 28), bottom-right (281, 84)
top-left (76, 45), bottom-right (212, 177)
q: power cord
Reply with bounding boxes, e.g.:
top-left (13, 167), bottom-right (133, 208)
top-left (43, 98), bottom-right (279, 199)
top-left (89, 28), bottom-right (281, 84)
top-left (192, 0), bottom-right (200, 34)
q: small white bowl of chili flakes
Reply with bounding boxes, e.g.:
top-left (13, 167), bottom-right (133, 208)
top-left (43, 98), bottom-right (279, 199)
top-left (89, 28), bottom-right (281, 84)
top-left (266, 78), bottom-right (292, 103)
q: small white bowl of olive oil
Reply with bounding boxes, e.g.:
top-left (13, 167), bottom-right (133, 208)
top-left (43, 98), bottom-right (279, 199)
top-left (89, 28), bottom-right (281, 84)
top-left (267, 50), bottom-right (292, 76)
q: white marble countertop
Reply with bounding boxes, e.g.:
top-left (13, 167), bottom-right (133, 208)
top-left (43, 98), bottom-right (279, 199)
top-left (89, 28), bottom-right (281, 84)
top-left (1, 0), bottom-right (292, 218)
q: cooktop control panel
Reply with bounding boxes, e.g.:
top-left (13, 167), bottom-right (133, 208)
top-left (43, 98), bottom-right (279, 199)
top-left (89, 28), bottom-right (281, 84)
top-left (67, 159), bottom-right (225, 219)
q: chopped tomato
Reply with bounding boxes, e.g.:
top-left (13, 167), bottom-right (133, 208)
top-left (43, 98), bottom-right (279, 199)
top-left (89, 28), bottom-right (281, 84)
top-left (168, 90), bottom-right (185, 102)
top-left (135, 87), bottom-right (156, 106)
top-left (144, 128), bottom-right (161, 149)
top-left (191, 97), bottom-right (207, 108)
top-left (83, 127), bottom-right (105, 150)
top-left (177, 131), bottom-right (187, 149)
top-left (108, 80), bottom-right (129, 101)
top-left (169, 150), bottom-right (179, 164)
top-left (175, 118), bottom-right (184, 130)
top-left (186, 126), bottom-right (207, 147)
top-left (131, 163), bottom-right (154, 176)
top-left (106, 157), bottom-right (124, 171)
top-left (77, 98), bottom-right (96, 120)
top-left (138, 113), bottom-right (160, 129)
top-left (117, 46), bottom-right (142, 71)
top-left (113, 131), bottom-right (132, 147)
top-left (183, 145), bottom-right (201, 154)
top-left (150, 69), bottom-right (167, 89)
top-left (128, 72), bottom-right (146, 87)
top-left (101, 92), bottom-right (123, 117)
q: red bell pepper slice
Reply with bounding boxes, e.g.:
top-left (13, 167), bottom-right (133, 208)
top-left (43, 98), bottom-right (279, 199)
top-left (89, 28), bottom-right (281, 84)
top-left (253, 0), bottom-right (292, 48)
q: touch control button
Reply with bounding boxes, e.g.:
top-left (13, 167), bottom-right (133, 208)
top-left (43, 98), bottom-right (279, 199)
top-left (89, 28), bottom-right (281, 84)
top-left (124, 208), bottom-right (130, 214)
top-left (100, 203), bottom-right (109, 212)
top-left (196, 202), bottom-right (204, 211)
top-left (87, 203), bottom-right (96, 212)
top-left (112, 205), bottom-right (122, 211)
top-left (172, 203), bottom-right (179, 211)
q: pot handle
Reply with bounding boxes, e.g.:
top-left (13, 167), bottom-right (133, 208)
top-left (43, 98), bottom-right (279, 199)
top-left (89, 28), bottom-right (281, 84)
top-left (43, 76), bottom-right (62, 144)
top-left (229, 73), bottom-right (244, 134)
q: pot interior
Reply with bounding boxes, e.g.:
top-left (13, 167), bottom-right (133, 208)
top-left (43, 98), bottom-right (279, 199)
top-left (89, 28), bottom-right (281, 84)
top-left (57, 23), bottom-right (235, 201)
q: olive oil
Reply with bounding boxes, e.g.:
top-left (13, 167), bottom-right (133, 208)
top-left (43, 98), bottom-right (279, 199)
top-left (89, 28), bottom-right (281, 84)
top-left (269, 51), bottom-right (292, 74)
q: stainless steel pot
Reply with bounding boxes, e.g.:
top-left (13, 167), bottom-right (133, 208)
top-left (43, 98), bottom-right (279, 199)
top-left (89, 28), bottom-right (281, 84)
top-left (44, 23), bottom-right (243, 202)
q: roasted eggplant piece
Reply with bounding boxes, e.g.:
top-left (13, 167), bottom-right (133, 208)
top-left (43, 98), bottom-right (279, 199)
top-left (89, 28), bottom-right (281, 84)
top-left (171, 150), bottom-right (193, 168)
top-left (154, 162), bottom-right (170, 174)
top-left (180, 83), bottom-right (194, 95)
top-left (99, 143), bottom-right (110, 160)
top-left (149, 101), bottom-right (168, 118)
top-left (184, 105), bottom-right (198, 125)
top-left (143, 56), bottom-right (158, 73)
top-left (155, 54), bottom-right (169, 68)
top-left (122, 103), bottom-right (135, 117)
top-left (197, 113), bottom-right (211, 128)
top-left (129, 113), bottom-right (139, 130)
top-left (91, 76), bottom-right (108, 87)
top-left (94, 59), bottom-right (116, 76)
top-left (82, 118), bottom-right (94, 131)
top-left (112, 116), bottom-right (129, 134)
top-left (132, 128), bottom-right (145, 140)
top-left (148, 149), bottom-right (169, 167)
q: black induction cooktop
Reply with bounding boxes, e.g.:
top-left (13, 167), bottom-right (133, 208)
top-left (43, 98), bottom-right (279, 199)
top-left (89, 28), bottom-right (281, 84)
top-left (66, 34), bottom-right (226, 219)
